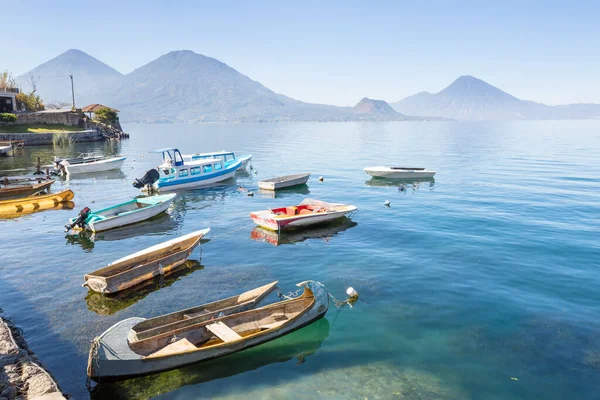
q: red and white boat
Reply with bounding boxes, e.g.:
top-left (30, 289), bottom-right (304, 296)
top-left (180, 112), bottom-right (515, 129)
top-left (250, 199), bottom-right (357, 231)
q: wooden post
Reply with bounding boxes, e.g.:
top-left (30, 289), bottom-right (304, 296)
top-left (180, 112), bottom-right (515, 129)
top-left (37, 157), bottom-right (41, 174)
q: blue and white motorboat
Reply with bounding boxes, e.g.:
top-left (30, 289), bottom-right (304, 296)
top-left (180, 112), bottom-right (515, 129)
top-left (133, 148), bottom-right (241, 192)
top-left (184, 151), bottom-right (252, 170)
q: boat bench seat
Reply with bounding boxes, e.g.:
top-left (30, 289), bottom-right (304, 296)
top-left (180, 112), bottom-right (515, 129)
top-left (206, 321), bottom-right (242, 343)
top-left (183, 310), bottom-right (210, 319)
top-left (147, 338), bottom-right (197, 358)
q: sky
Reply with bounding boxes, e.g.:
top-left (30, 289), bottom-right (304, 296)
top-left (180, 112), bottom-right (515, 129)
top-left (3, 0), bottom-right (599, 106)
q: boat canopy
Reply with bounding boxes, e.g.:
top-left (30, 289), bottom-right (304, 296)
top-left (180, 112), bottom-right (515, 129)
top-left (152, 148), bottom-right (184, 167)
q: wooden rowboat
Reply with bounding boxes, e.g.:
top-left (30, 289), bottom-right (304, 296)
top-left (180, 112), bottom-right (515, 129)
top-left (364, 166), bottom-right (436, 179)
top-left (83, 229), bottom-right (210, 294)
top-left (0, 180), bottom-right (55, 200)
top-left (250, 198), bottom-right (357, 231)
top-left (128, 281), bottom-right (279, 343)
top-left (87, 281), bottom-right (327, 381)
top-left (258, 173), bottom-right (310, 191)
top-left (67, 193), bottom-right (176, 232)
top-left (54, 153), bottom-right (126, 175)
top-left (0, 189), bottom-right (74, 216)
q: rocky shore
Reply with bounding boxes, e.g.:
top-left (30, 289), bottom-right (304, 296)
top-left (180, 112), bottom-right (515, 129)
top-left (0, 317), bottom-right (65, 400)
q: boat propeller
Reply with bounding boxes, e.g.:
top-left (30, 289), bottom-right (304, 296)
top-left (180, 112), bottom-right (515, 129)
top-left (133, 169), bottom-right (159, 189)
top-left (64, 207), bottom-right (91, 232)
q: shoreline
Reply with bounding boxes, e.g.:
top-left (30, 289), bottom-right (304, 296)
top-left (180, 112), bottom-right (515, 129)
top-left (0, 131), bottom-right (104, 146)
top-left (0, 316), bottom-right (66, 399)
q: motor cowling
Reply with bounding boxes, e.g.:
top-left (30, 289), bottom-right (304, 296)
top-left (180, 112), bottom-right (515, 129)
top-left (133, 168), bottom-right (160, 189)
top-left (64, 207), bottom-right (91, 232)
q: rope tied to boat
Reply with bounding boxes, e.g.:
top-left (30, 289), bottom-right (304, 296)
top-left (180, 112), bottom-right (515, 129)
top-left (86, 336), bottom-right (101, 391)
top-left (208, 222), bottom-right (256, 240)
top-left (275, 284), bottom-right (358, 309)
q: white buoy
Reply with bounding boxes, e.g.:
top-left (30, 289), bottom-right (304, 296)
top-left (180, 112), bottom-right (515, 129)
top-left (346, 287), bottom-right (358, 298)
top-left (318, 176), bottom-right (324, 182)
top-left (254, 170), bottom-right (258, 175)
top-left (384, 200), bottom-right (391, 207)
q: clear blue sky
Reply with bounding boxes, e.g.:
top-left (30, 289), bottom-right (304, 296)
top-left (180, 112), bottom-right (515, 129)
top-left (3, 0), bottom-right (599, 106)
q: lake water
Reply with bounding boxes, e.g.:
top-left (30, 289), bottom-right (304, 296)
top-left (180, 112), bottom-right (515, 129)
top-left (1, 121), bottom-right (599, 399)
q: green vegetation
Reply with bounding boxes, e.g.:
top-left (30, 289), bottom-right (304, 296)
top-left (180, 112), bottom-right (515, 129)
top-left (0, 113), bottom-right (17, 122)
top-left (16, 92), bottom-right (45, 111)
top-left (52, 132), bottom-right (73, 146)
top-left (94, 107), bottom-right (118, 124)
top-left (0, 124), bottom-right (82, 133)
top-left (0, 70), bottom-right (16, 88)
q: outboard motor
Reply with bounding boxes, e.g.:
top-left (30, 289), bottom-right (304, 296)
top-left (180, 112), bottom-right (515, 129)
top-left (133, 168), bottom-right (160, 189)
top-left (64, 207), bottom-right (91, 232)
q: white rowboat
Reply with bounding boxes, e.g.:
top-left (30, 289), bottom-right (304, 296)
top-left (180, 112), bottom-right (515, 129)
top-left (258, 173), bottom-right (310, 191)
top-left (364, 166), bottom-right (436, 179)
top-left (55, 153), bottom-right (126, 175)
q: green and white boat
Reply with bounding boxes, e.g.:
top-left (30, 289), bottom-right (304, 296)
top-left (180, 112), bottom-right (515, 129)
top-left (67, 193), bottom-right (176, 232)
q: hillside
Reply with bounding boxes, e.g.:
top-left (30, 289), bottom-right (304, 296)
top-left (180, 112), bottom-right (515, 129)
top-left (16, 49), bottom-right (123, 105)
top-left (352, 98), bottom-right (410, 120)
top-left (391, 75), bottom-right (600, 120)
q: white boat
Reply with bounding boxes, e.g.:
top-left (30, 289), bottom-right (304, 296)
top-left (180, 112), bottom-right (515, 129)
top-left (66, 193), bottom-right (176, 232)
top-left (185, 151), bottom-right (252, 170)
top-left (364, 166), bottom-right (436, 179)
top-left (250, 199), bottom-right (357, 231)
top-left (0, 144), bottom-right (11, 155)
top-left (133, 148), bottom-right (241, 192)
top-left (258, 173), bottom-right (310, 191)
top-left (54, 153), bottom-right (126, 175)
top-left (87, 281), bottom-right (328, 381)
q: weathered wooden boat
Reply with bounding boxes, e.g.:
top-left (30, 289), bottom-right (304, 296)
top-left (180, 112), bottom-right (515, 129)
top-left (0, 179), bottom-right (54, 200)
top-left (83, 229), bottom-right (210, 294)
top-left (250, 199), bottom-right (357, 231)
top-left (87, 281), bottom-right (327, 381)
top-left (0, 189), bottom-right (74, 216)
top-left (128, 281), bottom-right (279, 343)
top-left (364, 166), bottom-right (436, 179)
top-left (258, 173), bottom-right (310, 191)
top-left (66, 193), bottom-right (176, 232)
top-left (54, 153), bottom-right (126, 175)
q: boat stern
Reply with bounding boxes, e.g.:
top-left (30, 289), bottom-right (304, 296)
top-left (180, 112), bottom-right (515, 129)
top-left (250, 210), bottom-right (280, 231)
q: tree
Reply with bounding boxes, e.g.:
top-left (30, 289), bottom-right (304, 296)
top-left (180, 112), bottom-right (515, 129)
top-left (46, 102), bottom-right (71, 110)
top-left (16, 92), bottom-right (44, 111)
top-left (0, 70), bottom-right (17, 88)
top-left (94, 108), bottom-right (118, 125)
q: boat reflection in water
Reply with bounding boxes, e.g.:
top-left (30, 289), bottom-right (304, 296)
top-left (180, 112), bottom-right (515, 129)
top-left (250, 218), bottom-right (358, 246)
top-left (0, 200), bottom-right (74, 220)
top-left (257, 184), bottom-right (310, 199)
top-left (90, 317), bottom-right (330, 399)
top-left (63, 169), bottom-right (126, 181)
top-left (84, 260), bottom-right (203, 315)
top-left (65, 213), bottom-right (179, 251)
top-left (364, 177), bottom-right (435, 190)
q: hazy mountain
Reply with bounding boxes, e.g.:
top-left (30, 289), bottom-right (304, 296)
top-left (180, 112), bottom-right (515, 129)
top-left (391, 75), bottom-right (600, 120)
top-left (107, 50), bottom-right (354, 122)
top-left (352, 98), bottom-right (410, 120)
top-left (16, 49), bottom-right (124, 105)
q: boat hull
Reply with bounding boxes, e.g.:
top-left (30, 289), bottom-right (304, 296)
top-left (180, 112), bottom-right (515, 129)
top-left (0, 180), bottom-right (54, 200)
top-left (0, 145), bottom-right (12, 155)
top-left (62, 157), bottom-right (126, 175)
top-left (83, 229), bottom-right (210, 294)
top-left (88, 282), bottom-right (328, 381)
top-left (258, 173), bottom-right (310, 191)
top-left (364, 167), bottom-right (436, 179)
top-left (154, 168), bottom-right (237, 192)
top-left (250, 202), bottom-right (357, 231)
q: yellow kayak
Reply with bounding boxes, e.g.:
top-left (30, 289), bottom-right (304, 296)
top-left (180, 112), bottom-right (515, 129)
top-left (0, 189), bottom-right (75, 218)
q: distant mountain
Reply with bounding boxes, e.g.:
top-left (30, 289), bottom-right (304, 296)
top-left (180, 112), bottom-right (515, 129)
top-left (353, 97), bottom-right (407, 118)
top-left (16, 49), bottom-right (124, 105)
top-left (391, 75), bottom-right (600, 120)
top-left (107, 50), bottom-right (351, 122)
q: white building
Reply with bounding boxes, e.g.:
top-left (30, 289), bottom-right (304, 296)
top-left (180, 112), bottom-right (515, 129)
top-left (0, 87), bottom-right (18, 113)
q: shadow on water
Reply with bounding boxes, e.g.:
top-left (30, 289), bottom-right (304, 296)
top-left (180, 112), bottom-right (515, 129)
top-left (90, 317), bottom-right (331, 400)
top-left (84, 260), bottom-right (204, 315)
top-left (257, 184), bottom-right (311, 199)
top-left (250, 218), bottom-right (358, 246)
top-left (65, 213), bottom-right (180, 251)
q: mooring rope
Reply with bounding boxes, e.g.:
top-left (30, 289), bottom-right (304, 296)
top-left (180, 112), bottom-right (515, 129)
top-left (208, 223), bottom-right (256, 240)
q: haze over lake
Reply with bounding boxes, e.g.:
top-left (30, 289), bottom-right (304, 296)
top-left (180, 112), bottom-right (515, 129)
top-left (1, 120), bottom-right (599, 399)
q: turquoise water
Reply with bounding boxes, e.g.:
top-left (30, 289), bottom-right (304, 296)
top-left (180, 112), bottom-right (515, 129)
top-left (1, 121), bottom-right (599, 399)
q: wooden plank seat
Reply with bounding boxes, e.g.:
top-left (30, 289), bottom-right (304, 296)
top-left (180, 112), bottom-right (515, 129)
top-left (147, 338), bottom-right (197, 358)
top-left (206, 321), bottom-right (242, 343)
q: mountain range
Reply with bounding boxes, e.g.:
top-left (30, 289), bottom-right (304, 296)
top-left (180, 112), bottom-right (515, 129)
top-left (391, 75), bottom-right (600, 120)
top-left (15, 50), bottom-right (600, 122)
